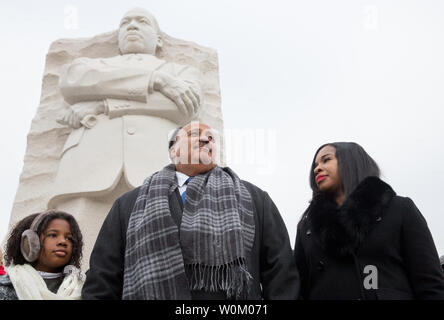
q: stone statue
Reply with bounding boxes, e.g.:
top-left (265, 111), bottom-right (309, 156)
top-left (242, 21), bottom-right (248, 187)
top-left (8, 6), bottom-right (224, 271)
top-left (8, 6), bottom-right (223, 270)
top-left (49, 8), bottom-right (202, 206)
top-left (46, 8), bottom-right (206, 267)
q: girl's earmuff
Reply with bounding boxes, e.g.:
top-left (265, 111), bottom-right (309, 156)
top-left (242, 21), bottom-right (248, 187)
top-left (20, 211), bottom-right (53, 262)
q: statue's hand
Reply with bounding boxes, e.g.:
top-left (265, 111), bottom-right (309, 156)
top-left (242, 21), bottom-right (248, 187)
top-left (152, 71), bottom-right (200, 117)
top-left (57, 101), bottom-right (105, 129)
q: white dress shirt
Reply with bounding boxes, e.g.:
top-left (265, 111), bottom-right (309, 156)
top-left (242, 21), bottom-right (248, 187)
top-left (176, 171), bottom-right (191, 196)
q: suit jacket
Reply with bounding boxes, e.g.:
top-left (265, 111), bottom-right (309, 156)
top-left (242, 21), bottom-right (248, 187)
top-left (48, 54), bottom-right (202, 207)
top-left (82, 179), bottom-right (300, 300)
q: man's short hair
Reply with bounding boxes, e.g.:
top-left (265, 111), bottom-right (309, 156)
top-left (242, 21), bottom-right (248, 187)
top-left (168, 126), bottom-right (182, 150)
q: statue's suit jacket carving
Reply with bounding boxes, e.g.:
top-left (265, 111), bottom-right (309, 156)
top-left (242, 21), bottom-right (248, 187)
top-left (48, 53), bottom-right (202, 206)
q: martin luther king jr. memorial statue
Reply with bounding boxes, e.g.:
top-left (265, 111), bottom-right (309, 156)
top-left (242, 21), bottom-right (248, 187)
top-left (8, 8), bottom-right (225, 268)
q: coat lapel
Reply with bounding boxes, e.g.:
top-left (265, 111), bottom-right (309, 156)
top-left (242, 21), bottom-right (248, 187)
top-left (169, 188), bottom-right (184, 228)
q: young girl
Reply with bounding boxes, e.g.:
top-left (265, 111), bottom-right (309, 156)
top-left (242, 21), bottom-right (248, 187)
top-left (0, 210), bottom-right (84, 300)
top-left (294, 142), bottom-right (444, 300)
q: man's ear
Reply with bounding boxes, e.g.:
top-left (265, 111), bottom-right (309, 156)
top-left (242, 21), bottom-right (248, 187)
top-left (169, 145), bottom-right (179, 163)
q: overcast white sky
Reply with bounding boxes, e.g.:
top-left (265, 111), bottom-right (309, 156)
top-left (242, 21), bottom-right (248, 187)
top-left (1, 0), bottom-right (444, 257)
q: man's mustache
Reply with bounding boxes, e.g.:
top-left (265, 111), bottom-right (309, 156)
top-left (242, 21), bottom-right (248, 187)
top-left (191, 141), bottom-right (212, 151)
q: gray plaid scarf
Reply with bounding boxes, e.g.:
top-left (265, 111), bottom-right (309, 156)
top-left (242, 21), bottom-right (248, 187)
top-left (122, 164), bottom-right (255, 300)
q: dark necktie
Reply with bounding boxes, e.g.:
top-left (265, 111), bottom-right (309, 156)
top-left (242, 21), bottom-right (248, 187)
top-left (181, 177), bottom-right (193, 204)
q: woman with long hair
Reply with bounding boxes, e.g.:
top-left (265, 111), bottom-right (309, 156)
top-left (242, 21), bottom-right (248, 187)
top-left (0, 210), bottom-right (85, 300)
top-left (294, 142), bottom-right (444, 300)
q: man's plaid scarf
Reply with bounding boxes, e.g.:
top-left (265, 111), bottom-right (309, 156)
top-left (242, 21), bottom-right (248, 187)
top-left (122, 164), bottom-right (255, 299)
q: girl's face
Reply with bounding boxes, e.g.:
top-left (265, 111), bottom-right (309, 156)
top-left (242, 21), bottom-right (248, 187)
top-left (313, 145), bottom-right (343, 196)
top-left (34, 219), bottom-right (73, 273)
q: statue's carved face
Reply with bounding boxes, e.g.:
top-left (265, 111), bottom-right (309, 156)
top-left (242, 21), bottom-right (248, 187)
top-left (118, 9), bottom-right (161, 55)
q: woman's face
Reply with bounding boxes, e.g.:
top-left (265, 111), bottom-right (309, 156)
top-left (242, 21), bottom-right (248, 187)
top-left (34, 219), bottom-right (73, 273)
top-left (313, 145), bottom-right (343, 196)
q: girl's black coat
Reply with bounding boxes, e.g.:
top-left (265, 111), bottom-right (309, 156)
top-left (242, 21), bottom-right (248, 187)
top-left (294, 177), bottom-right (444, 300)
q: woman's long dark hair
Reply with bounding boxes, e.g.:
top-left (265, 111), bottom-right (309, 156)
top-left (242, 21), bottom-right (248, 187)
top-left (4, 210), bottom-right (83, 268)
top-left (309, 142), bottom-right (380, 199)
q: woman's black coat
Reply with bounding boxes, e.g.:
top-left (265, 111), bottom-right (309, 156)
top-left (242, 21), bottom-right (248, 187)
top-left (294, 176), bottom-right (444, 300)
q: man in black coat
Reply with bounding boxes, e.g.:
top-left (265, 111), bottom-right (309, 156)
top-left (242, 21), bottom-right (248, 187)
top-left (82, 121), bottom-right (300, 299)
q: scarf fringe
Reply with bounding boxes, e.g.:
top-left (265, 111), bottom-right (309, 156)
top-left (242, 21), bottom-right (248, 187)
top-left (185, 257), bottom-right (252, 299)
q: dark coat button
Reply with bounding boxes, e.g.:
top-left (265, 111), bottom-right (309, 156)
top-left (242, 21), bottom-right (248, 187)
top-left (306, 230), bottom-right (311, 236)
top-left (376, 216), bottom-right (382, 222)
top-left (317, 260), bottom-right (325, 271)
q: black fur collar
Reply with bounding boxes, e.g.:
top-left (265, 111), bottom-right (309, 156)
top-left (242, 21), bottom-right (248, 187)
top-left (306, 176), bottom-right (396, 257)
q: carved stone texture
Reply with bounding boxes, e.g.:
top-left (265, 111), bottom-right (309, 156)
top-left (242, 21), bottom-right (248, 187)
top-left (8, 9), bottom-right (224, 269)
